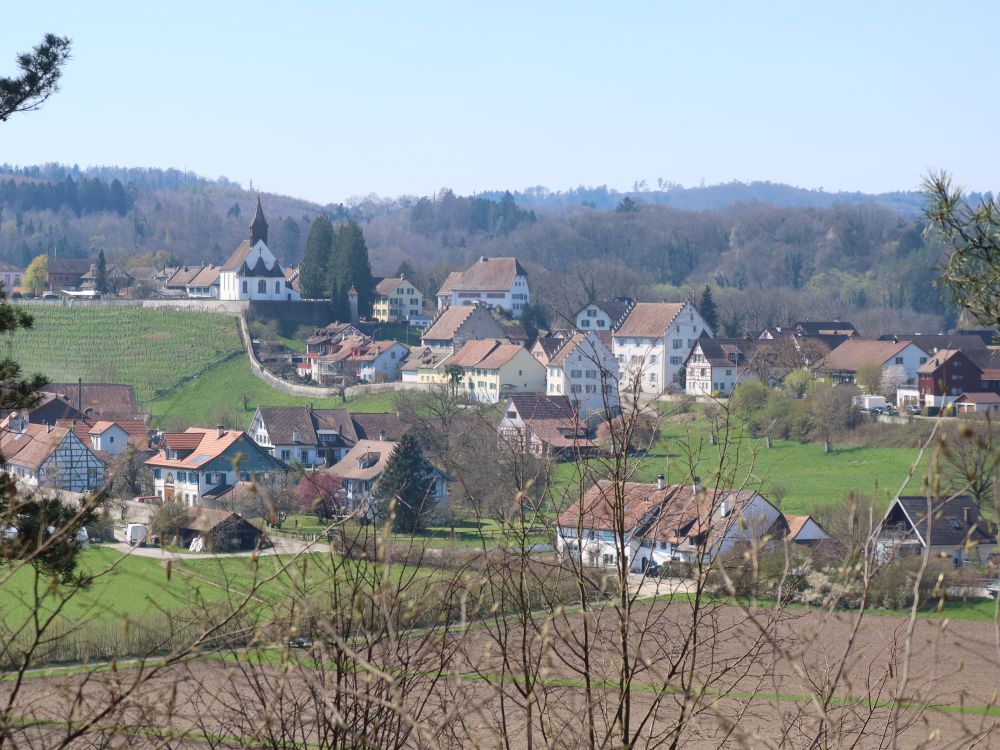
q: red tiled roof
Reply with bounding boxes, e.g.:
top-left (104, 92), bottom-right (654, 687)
top-left (615, 303), bottom-right (686, 338)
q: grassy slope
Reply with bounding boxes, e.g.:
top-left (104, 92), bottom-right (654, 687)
top-left (553, 414), bottom-right (931, 516)
top-left (8, 306), bottom-right (400, 429)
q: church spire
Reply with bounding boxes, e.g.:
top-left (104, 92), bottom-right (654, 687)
top-left (250, 194), bottom-right (268, 245)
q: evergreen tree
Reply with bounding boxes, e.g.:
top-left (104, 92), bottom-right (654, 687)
top-left (374, 433), bottom-right (437, 533)
top-left (697, 285), bottom-right (718, 334)
top-left (95, 249), bottom-right (108, 294)
top-left (616, 196), bottom-right (640, 213)
top-left (328, 220), bottom-right (375, 320)
top-left (108, 178), bottom-right (128, 215)
top-left (0, 34), bottom-right (72, 123)
top-left (300, 214), bottom-right (334, 299)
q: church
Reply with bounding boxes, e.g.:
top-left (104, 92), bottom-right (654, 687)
top-left (219, 197), bottom-right (301, 301)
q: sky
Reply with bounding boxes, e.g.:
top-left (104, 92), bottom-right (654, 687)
top-left (2, 2), bottom-right (997, 205)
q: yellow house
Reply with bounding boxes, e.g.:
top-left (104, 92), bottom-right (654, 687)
top-left (446, 339), bottom-right (546, 404)
top-left (373, 275), bottom-right (424, 323)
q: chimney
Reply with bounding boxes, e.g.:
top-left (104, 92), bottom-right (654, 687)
top-left (656, 474), bottom-right (665, 491)
top-left (77, 377), bottom-right (83, 414)
top-left (292, 430), bottom-right (301, 444)
top-left (216, 425), bottom-right (225, 439)
top-left (46, 422), bottom-right (52, 434)
top-left (693, 476), bottom-right (701, 494)
top-left (963, 507), bottom-right (972, 526)
top-left (378, 430), bottom-right (386, 441)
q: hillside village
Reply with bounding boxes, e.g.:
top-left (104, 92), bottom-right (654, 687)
top-left (3, 198), bottom-right (999, 584)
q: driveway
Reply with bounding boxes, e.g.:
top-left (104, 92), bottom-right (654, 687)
top-left (629, 572), bottom-right (696, 599)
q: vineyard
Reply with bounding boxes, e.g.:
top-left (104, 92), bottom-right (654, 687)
top-left (5, 306), bottom-right (397, 428)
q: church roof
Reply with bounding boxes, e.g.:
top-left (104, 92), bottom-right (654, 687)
top-left (238, 256), bottom-right (286, 279)
top-left (222, 240), bottom-right (254, 271)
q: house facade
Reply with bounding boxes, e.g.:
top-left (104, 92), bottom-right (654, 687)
top-left (218, 197), bottom-right (301, 302)
top-left (613, 301), bottom-right (711, 393)
top-left (574, 297), bottom-right (635, 332)
top-left (0, 262), bottom-right (23, 294)
top-left (309, 337), bottom-right (408, 384)
top-left (814, 339), bottom-right (929, 386)
top-left (0, 421), bottom-right (105, 492)
top-left (446, 339), bottom-right (546, 404)
top-left (146, 427), bottom-right (289, 508)
top-left (877, 495), bottom-right (997, 566)
top-left (373, 275), bottom-right (423, 322)
top-left (497, 394), bottom-right (595, 459)
top-left (544, 331), bottom-right (619, 416)
top-left (917, 349), bottom-right (983, 409)
top-left (435, 256), bottom-right (529, 318)
top-left (684, 339), bottom-right (752, 396)
top-left (555, 478), bottom-right (816, 571)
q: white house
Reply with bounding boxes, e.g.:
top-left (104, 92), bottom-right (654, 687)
top-left (445, 339), bottom-right (547, 404)
top-left (310, 337), bottom-right (408, 384)
top-left (435, 256), bottom-right (529, 318)
top-left (544, 331), bottom-right (619, 417)
top-left (574, 297), bottom-right (635, 332)
top-left (814, 339), bottom-right (929, 385)
top-left (497, 394), bottom-right (596, 459)
top-left (374, 275), bottom-right (424, 322)
top-left (555, 477), bottom-right (824, 571)
top-left (613, 301), bottom-right (712, 394)
top-left (146, 427), bottom-right (288, 508)
top-left (218, 197), bottom-right (301, 302)
top-left (87, 420), bottom-right (150, 455)
top-left (684, 339), bottom-right (751, 397)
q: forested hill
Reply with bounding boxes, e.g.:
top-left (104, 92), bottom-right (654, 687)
top-left (0, 164), bottom-right (961, 336)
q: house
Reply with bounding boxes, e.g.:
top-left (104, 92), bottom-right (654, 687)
top-left (574, 297), bottom-right (635, 332)
top-left (326, 439), bottom-right (449, 520)
top-left (87, 419), bottom-right (151, 454)
top-left (400, 347), bottom-right (453, 384)
top-left (0, 261), bottom-right (23, 294)
top-left (555, 477), bottom-right (825, 571)
top-left (45, 383), bottom-right (142, 420)
top-left (309, 336), bottom-right (408, 384)
top-left (877, 333), bottom-right (990, 356)
top-left (531, 330), bottom-right (573, 366)
top-left (80, 262), bottom-right (134, 293)
top-left (4, 393), bottom-right (85, 426)
top-left (0, 420), bottom-right (105, 491)
top-left (305, 322), bottom-right (368, 357)
top-left (953, 392), bottom-right (1000, 415)
top-left (420, 305), bottom-right (506, 352)
top-left (182, 264), bottom-right (221, 298)
top-left (917, 349), bottom-right (983, 409)
top-left (613, 301), bottom-right (712, 393)
top-left (373, 275), bottom-right (424, 322)
top-left (685, 338), bottom-right (751, 396)
top-left (435, 256), bottom-right (530, 318)
top-left (543, 331), bottom-right (619, 416)
top-left (497, 394), bottom-right (596, 459)
top-left (46, 257), bottom-right (95, 291)
top-left (813, 339), bottom-right (929, 385)
top-left (218, 197), bottom-right (301, 301)
top-left (177, 508), bottom-right (265, 552)
top-left (249, 407), bottom-right (406, 467)
top-left (145, 427), bottom-right (289, 508)
top-left (877, 495), bottom-right (998, 566)
top-left (445, 338), bottom-right (546, 403)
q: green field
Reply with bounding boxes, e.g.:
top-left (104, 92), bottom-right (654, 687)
top-left (7, 306), bottom-right (401, 428)
top-left (553, 414), bottom-right (931, 516)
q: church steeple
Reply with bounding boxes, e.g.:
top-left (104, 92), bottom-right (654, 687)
top-left (250, 194), bottom-right (268, 245)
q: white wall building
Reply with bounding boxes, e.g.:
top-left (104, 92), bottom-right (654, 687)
top-left (574, 297), bottom-right (634, 332)
top-left (613, 301), bottom-right (711, 394)
top-left (544, 331), bottom-right (620, 416)
top-left (218, 197), bottom-right (301, 302)
top-left (436, 256), bottom-right (529, 318)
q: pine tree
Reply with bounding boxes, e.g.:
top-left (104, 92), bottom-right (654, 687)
top-left (374, 433), bottom-right (437, 533)
top-left (300, 215), bottom-right (334, 299)
top-left (698, 285), bottom-right (718, 334)
top-left (328, 220), bottom-right (375, 320)
top-left (95, 249), bottom-right (108, 294)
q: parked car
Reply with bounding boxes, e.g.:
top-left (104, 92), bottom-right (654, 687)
top-left (907, 405), bottom-right (921, 415)
top-left (644, 561), bottom-right (661, 577)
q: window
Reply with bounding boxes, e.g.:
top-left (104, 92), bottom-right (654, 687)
top-left (177, 471), bottom-right (186, 482)
top-left (919, 357), bottom-right (928, 365)
top-left (598, 320), bottom-right (606, 328)
top-left (584, 384), bottom-right (596, 393)
top-left (242, 281), bottom-right (247, 293)
top-left (275, 281), bottom-right (281, 293)
top-left (726, 369), bottom-right (732, 375)
top-left (895, 357), bottom-right (903, 365)
top-left (506, 410), bottom-right (516, 418)
top-left (571, 384), bottom-right (582, 393)
top-left (205, 472), bottom-right (213, 484)
top-left (570, 369), bottom-right (582, 378)
top-left (240, 471), bottom-right (250, 481)
top-left (672, 338), bottom-right (683, 349)
top-left (648, 355), bottom-right (657, 365)
top-left (258, 280), bottom-right (267, 294)
top-left (580, 319), bottom-right (590, 327)
top-left (670, 356), bottom-right (682, 365)
top-left (281, 450), bottom-right (291, 460)
top-left (153, 468), bottom-right (161, 480)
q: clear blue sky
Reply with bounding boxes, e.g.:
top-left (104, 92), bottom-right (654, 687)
top-left (2, 2), bottom-right (996, 204)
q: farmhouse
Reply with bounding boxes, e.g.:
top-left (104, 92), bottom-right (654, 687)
top-left (177, 508), bottom-right (265, 552)
top-left (249, 407), bottom-right (406, 467)
top-left (435, 256), bottom-right (530, 318)
top-left (877, 495), bottom-right (998, 566)
top-left (45, 382), bottom-right (141, 420)
top-left (47, 257), bottom-right (95, 291)
top-left (326, 439), bottom-right (449, 520)
top-left (146, 427), bottom-right (288, 508)
top-left (218, 197), bottom-right (300, 301)
top-left (373, 274), bottom-right (424, 322)
top-left (0, 420), bottom-right (105, 492)
top-left (555, 477), bottom-right (826, 571)
top-left (613, 301), bottom-right (712, 393)
top-left (917, 349), bottom-right (983, 409)
top-left (86, 419), bottom-right (151, 454)
top-left (813, 339), bottom-right (928, 385)
top-left (420, 305), bottom-right (506, 352)
top-left (400, 347), bottom-right (453, 384)
top-left (684, 338), bottom-right (751, 396)
top-left (497, 394), bottom-right (595, 459)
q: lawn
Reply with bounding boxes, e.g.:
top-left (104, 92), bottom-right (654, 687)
top-left (552, 413), bottom-right (931, 516)
top-left (8, 305), bottom-right (403, 429)
top-left (146, 355), bottom-right (401, 429)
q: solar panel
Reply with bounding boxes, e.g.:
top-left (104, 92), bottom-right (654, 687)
top-left (192, 454), bottom-right (211, 463)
